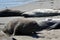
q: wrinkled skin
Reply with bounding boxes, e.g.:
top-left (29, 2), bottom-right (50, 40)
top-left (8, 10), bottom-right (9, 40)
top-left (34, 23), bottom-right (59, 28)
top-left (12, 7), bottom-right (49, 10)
top-left (3, 18), bottom-right (41, 36)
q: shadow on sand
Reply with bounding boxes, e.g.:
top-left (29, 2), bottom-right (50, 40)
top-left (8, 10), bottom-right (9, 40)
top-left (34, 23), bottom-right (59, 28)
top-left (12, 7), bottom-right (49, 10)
top-left (14, 32), bottom-right (45, 39)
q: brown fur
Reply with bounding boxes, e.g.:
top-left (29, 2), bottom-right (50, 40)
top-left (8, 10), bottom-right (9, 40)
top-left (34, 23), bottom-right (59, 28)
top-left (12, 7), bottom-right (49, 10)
top-left (3, 18), bottom-right (40, 36)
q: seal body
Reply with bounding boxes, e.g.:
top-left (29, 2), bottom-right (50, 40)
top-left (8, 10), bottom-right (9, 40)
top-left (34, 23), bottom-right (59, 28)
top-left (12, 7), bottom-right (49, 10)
top-left (3, 18), bottom-right (40, 36)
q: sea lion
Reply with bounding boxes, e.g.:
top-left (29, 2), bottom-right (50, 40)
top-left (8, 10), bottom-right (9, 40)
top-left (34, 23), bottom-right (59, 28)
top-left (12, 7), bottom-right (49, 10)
top-left (3, 18), bottom-right (40, 36)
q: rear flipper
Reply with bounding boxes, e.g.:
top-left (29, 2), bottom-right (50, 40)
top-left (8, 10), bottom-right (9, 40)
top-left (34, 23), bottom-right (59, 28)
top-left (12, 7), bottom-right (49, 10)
top-left (47, 22), bottom-right (60, 30)
top-left (12, 38), bottom-right (16, 40)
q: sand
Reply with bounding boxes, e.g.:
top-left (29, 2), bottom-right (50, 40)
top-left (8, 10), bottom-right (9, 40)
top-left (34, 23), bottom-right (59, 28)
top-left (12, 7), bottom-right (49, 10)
top-left (0, 16), bottom-right (60, 40)
top-left (0, 29), bottom-right (60, 40)
top-left (13, 29), bottom-right (60, 40)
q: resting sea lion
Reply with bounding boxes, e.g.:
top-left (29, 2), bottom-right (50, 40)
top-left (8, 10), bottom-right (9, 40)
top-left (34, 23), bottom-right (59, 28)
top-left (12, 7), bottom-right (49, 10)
top-left (3, 18), bottom-right (40, 36)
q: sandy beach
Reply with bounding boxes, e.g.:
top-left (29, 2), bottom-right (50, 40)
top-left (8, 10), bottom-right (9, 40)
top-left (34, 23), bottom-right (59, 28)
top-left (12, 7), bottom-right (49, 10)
top-left (0, 0), bottom-right (60, 40)
top-left (0, 16), bottom-right (60, 40)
